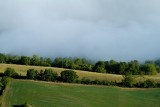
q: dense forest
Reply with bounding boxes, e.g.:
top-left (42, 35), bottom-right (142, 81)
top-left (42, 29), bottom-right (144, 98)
top-left (0, 53), bottom-right (160, 75)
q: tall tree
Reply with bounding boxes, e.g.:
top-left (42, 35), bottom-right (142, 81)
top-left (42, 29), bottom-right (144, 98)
top-left (140, 64), bottom-right (157, 75)
top-left (127, 60), bottom-right (140, 75)
top-left (93, 61), bottom-right (106, 73)
top-left (31, 55), bottom-right (40, 66)
top-left (27, 69), bottom-right (38, 79)
top-left (20, 56), bottom-right (31, 65)
top-left (0, 53), bottom-right (6, 63)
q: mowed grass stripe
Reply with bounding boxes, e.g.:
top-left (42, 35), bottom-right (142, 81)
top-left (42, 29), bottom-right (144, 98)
top-left (2, 79), bottom-right (160, 107)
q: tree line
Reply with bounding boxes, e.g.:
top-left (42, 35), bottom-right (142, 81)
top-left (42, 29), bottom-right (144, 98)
top-left (2, 67), bottom-right (160, 88)
top-left (0, 53), bottom-right (160, 75)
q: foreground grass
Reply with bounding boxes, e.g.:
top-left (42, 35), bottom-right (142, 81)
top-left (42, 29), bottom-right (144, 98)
top-left (0, 64), bottom-right (123, 82)
top-left (2, 79), bottom-right (160, 107)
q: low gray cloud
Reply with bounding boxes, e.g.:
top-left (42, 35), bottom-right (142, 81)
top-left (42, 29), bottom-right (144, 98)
top-left (0, 0), bottom-right (160, 61)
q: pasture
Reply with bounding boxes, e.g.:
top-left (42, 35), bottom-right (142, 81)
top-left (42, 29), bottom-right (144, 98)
top-left (2, 79), bottom-right (160, 107)
top-left (1, 64), bottom-right (160, 83)
top-left (0, 64), bottom-right (123, 82)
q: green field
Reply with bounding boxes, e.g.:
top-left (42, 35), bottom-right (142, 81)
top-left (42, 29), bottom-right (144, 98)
top-left (2, 79), bottom-right (160, 107)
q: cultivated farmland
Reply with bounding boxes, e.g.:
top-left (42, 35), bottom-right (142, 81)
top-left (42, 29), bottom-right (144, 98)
top-left (2, 79), bottom-right (160, 107)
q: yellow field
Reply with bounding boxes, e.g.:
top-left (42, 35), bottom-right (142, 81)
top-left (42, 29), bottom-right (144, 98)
top-left (0, 64), bottom-right (123, 82)
top-left (0, 64), bottom-right (160, 83)
top-left (141, 74), bottom-right (160, 83)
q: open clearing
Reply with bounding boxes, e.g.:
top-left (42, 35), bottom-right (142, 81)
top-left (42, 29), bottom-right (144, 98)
top-left (2, 79), bottom-right (160, 107)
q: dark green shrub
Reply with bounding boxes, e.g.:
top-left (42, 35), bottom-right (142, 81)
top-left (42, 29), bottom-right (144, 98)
top-left (60, 70), bottom-right (78, 83)
top-left (4, 68), bottom-right (18, 77)
top-left (1, 76), bottom-right (10, 89)
top-left (143, 79), bottom-right (157, 88)
top-left (42, 69), bottom-right (58, 81)
top-left (157, 83), bottom-right (160, 88)
top-left (75, 79), bottom-right (81, 84)
top-left (92, 79), bottom-right (101, 85)
top-left (135, 81), bottom-right (144, 88)
top-left (140, 64), bottom-right (157, 75)
top-left (81, 78), bottom-right (91, 85)
top-left (122, 74), bottom-right (136, 87)
top-left (101, 80), bottom-right (111, 85)
top-left (27, 69), bottom-right (38, 80)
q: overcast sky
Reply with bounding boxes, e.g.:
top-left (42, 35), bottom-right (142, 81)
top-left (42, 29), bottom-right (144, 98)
top-left (0, 0), bottom-right (160, 61)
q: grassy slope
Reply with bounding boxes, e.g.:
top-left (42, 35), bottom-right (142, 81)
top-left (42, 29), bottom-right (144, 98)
top-left (0, 64), bottom-right (160, 82)
top-left (0, 64), bottom-right (123, 82)
top-left (3, 79), bottom-right (160, 107)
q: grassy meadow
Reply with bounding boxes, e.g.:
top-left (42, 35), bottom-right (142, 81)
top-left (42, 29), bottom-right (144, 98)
top-left (1, 79), bottom-right (160, 107)
top-left (0, 64), bottom-right (123, 82)
top-left (1, 64), bottom-right (160, 83)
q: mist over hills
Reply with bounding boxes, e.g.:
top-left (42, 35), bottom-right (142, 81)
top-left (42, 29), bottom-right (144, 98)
top-left (0, 0), bottom-right (160, 61)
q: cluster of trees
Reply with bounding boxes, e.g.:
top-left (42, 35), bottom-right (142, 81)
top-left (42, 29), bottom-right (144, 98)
top-left (0, 53), bottom-right (93, 71)
top-left (0, 53), bottom-right (160, 75)
top-left (122, 74), bottom-right (159, 88)
top-left (0, 53), bottom-right (52, 67)
top-left (27, 69), bottom-right (78, 83)
top-left (2, 67), bottom-right (160, 88)
top-left (4, 68), bottom-right (18, 77)
top-left (93, 60), bottom-right (159, 75)
top-left (53, 57), bottom-right (93, 71)
top-left (27, 69), bottom-right (58, 82)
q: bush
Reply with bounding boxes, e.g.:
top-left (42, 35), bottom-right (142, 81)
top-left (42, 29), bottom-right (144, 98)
top-left (136, 80), bottom-right (157, 88)
top-left (27, 69), bottom-right (38, 80)
top-left (91, 79), bottom-right (101, 85)
top-left (157, 83), bottom-right (160, 88)
top-left (81, 78), bottom-right (91, 85)
top-left (122, 74), bottom-right (136, 87)
top-left (1, 76), bottom-right (10, 89)
top-left (143, 79), bottom-right (157, 88)
top-left (4, 68), bottom-right (18, 77)
top-left (101, 80), bottom-right (111, 85)
top-left (42, 69), bottom-right (58, 81)
top-left (140, 64), bottom-right (157, 75)
top-left (27, 69), bottom-right (58, 82)
top-left (75, 79), bottom-right (81, 84)
top-left (135, 81), bottom-right (144, 88)
top-left (60, 70), bottom-right (78, 83)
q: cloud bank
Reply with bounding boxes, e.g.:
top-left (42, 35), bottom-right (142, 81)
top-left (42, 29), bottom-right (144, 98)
top-left (0, 0), bottom-right (160, 61)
